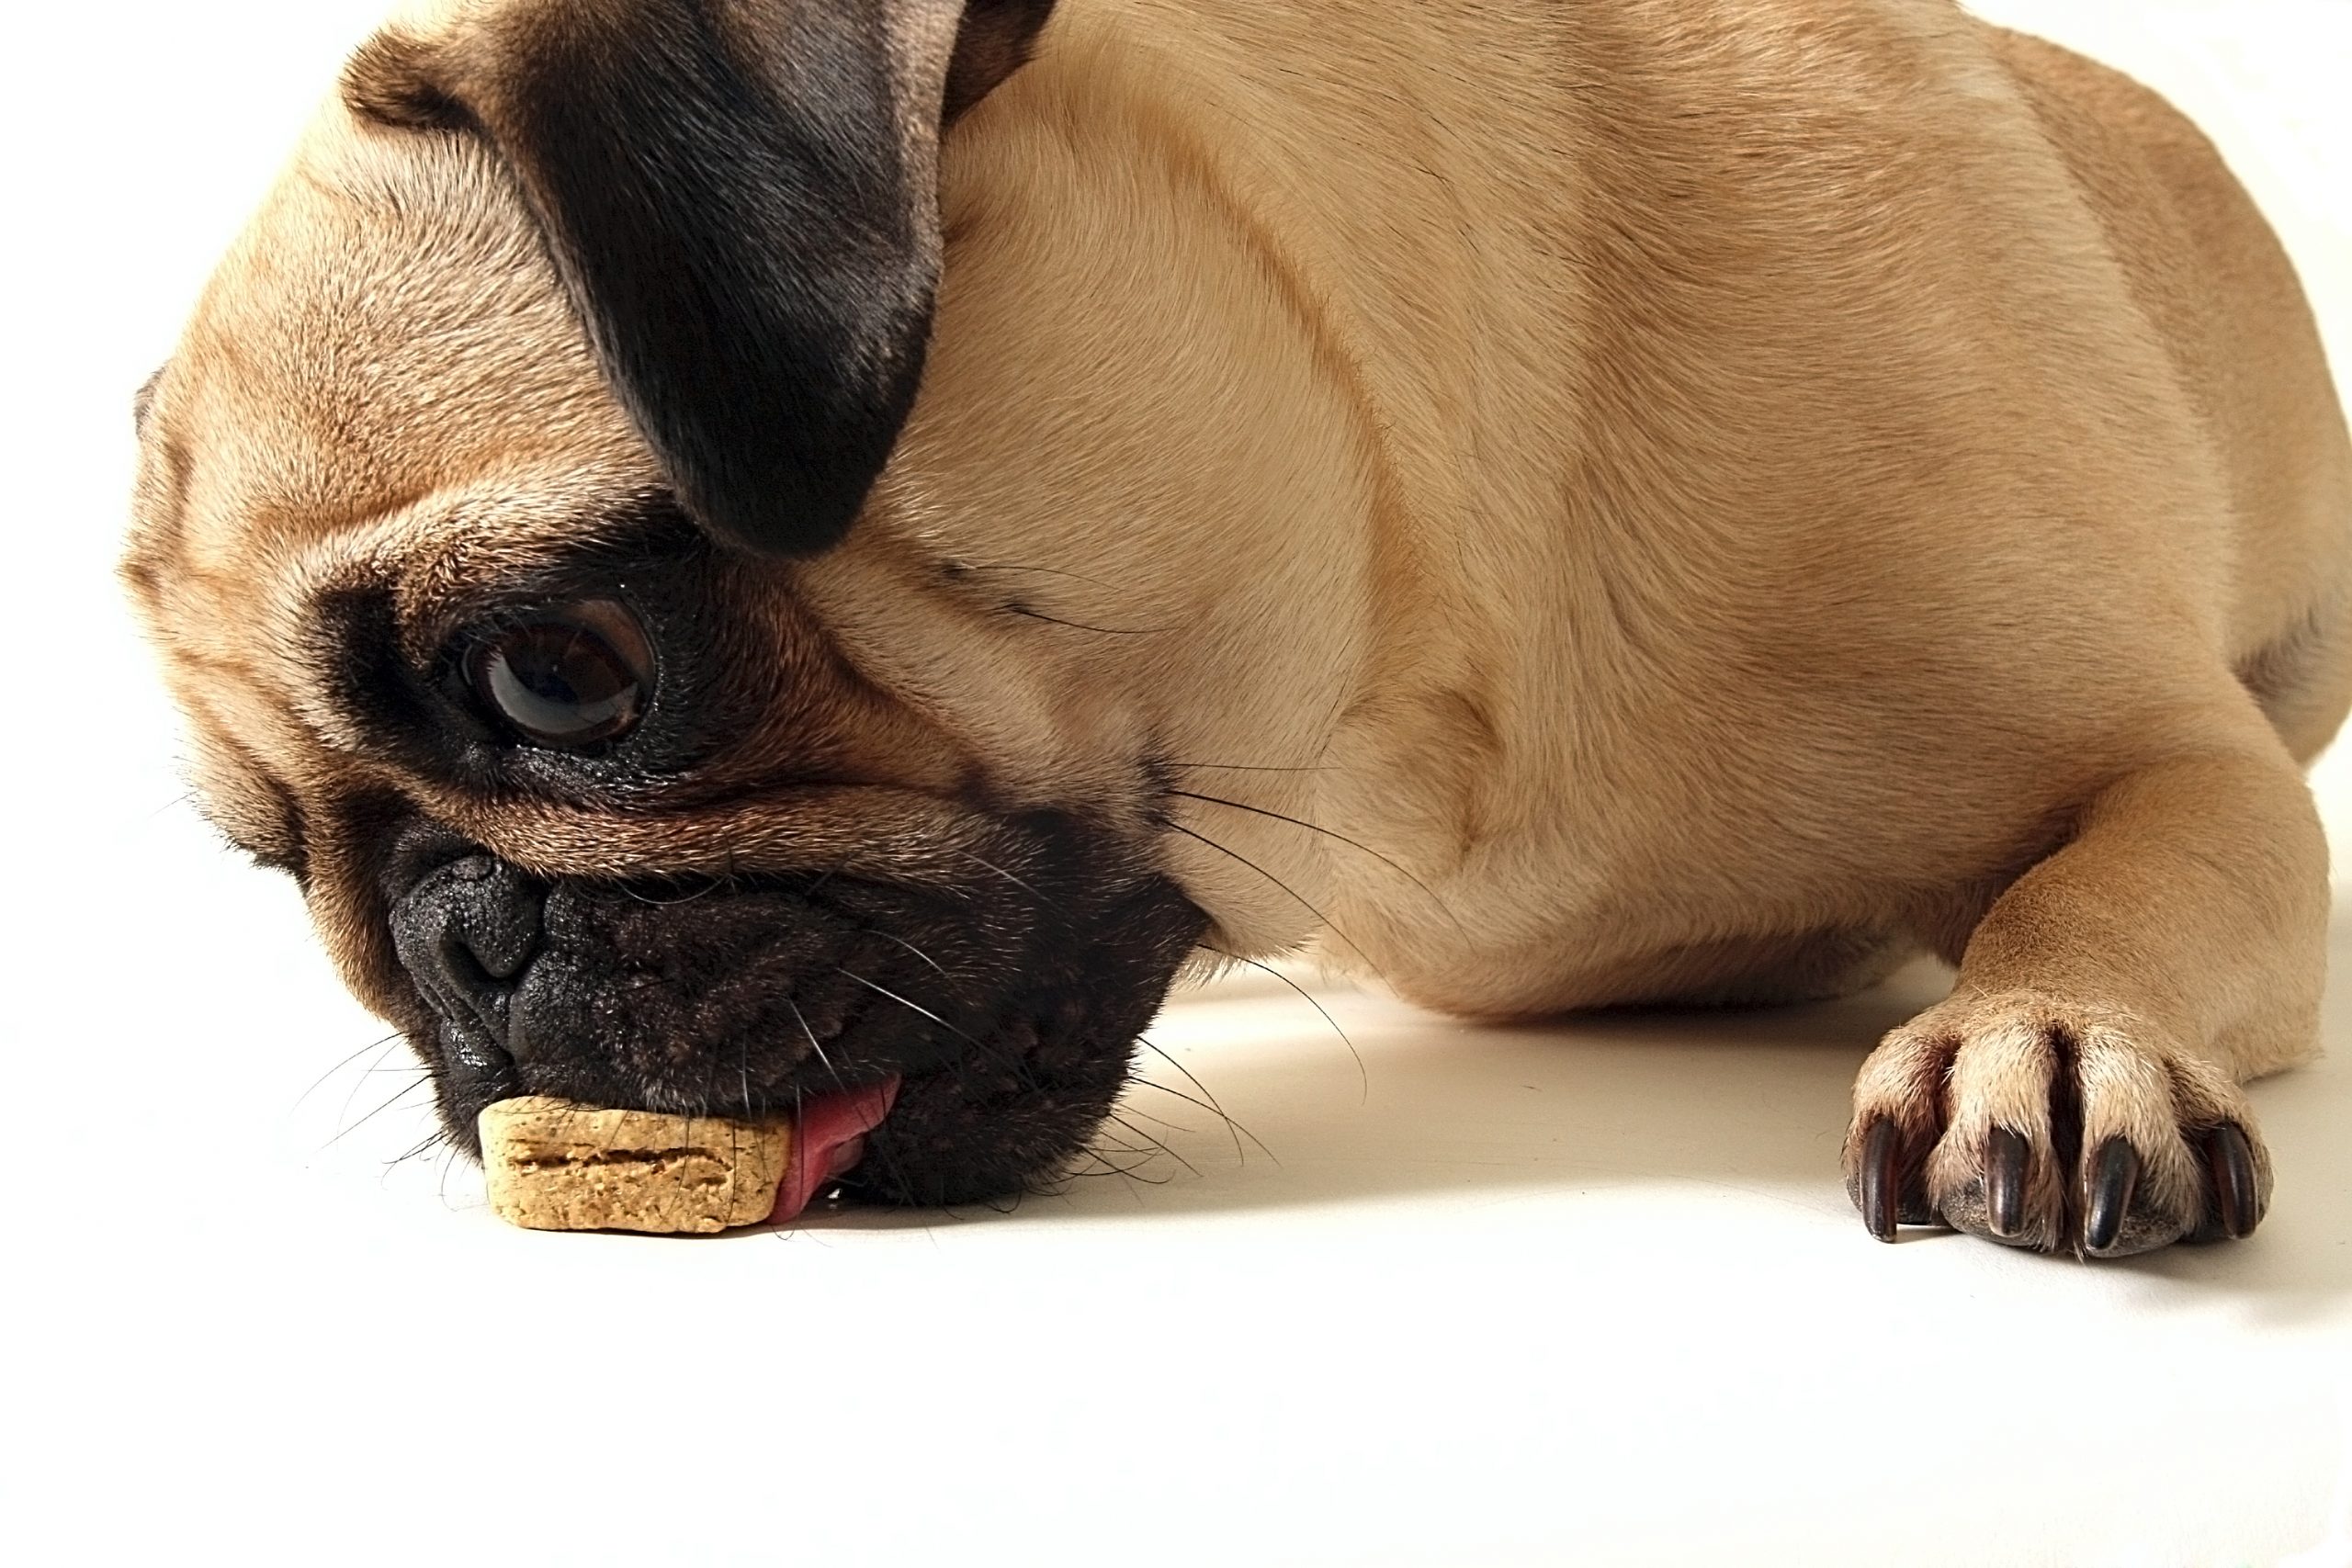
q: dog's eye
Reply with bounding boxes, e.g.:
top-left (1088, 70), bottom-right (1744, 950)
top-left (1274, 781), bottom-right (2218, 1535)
top-left (466, 600), bottom-right (653, 750)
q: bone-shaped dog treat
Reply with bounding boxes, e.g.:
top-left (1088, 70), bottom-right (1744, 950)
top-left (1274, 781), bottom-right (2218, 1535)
top-left (478, 1097), bottom-right (790, 1235)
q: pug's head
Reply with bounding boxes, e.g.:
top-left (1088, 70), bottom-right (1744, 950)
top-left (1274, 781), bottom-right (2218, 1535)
top-left (122, 0), bottom-right (1376, 1212)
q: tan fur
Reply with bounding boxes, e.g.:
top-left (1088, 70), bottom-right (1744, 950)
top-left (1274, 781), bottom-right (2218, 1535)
top-left (126, 0), bottom-right (2352, 1253)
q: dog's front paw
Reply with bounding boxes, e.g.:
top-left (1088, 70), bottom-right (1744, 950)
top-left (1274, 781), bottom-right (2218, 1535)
top-left (1841, 991), bottom-right (2269, 1256)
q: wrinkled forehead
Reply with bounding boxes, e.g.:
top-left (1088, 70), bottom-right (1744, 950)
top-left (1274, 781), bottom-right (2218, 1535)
top-left (122, 102), bottom-right (667, 805)
top-left (127, 101), bottom-right (647, 593)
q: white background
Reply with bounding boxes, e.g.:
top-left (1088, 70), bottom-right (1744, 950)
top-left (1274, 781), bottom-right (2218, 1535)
top-left (6, 4), bottom-right (2352, 1564)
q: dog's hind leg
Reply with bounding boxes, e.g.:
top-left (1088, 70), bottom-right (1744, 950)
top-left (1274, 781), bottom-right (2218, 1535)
top-left (1840, 695), bottom-right (2329, 1255)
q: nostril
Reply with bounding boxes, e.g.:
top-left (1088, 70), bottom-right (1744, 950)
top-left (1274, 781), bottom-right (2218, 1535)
top-left (390, 852), bottom-right (548, 1057)
top-left (445, 855), bottom-right (545, 980)
top-left (430, 931), bottom-right (519, 1060)
top-left (435, 931), bottom-right (500, 994)
top-left (463, 902), bottom-right (537, 981)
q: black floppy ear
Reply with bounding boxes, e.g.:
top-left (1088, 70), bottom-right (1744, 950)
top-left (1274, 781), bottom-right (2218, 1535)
top-left (343, 0), bottom-right (1057, 558)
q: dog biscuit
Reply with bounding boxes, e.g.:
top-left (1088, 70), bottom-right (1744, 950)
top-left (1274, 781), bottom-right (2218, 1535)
top-left (477, 1097), bottom-right (790, 1234)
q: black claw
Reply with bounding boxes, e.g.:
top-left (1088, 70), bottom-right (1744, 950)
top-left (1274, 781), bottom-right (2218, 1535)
top-left (2202, 1123), bottom-right (2260, 1240)
top-left (1860, 1118), bottom-right (1902, 1243)
top-left (2084, 1137), bottom-right (2140, 1253)
top-left (1984, 1126), bottom-right (2030, 1239)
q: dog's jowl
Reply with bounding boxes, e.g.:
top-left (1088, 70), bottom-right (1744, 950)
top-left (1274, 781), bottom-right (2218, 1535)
top-left (125, 0), bottom-right (2352, 1251)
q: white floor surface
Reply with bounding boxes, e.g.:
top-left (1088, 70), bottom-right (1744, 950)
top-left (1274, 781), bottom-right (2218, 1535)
top-left (6, 4), bottom-right (2352, 1564)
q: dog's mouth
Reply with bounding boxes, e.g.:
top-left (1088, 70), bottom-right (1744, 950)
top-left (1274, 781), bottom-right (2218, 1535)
top-left (383, 816), bottom-right (1206, 1214)
top-left (773, 1077), bottom-right (899, 1222)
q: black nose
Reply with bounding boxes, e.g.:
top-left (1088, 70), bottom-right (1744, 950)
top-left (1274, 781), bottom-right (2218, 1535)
top-left (390, 854), bottom-right (546, 1068)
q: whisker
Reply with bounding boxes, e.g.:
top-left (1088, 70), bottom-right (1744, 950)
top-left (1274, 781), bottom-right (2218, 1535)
top-left (864, 928), bottom-right (955, 982)
top-left (321, 1076), bottom-right (435, 1151)
top-left (386, 1127), bottom-right (450, 1168)
top-left (1126, 1073), bottom-right (1280, 1164)
top-left (293, 1030), bottom-right (407, 1112)
top-left (1085, 1134), bottom-right (1162, 1158)
top-left (970, 812), bottom-right (1367, 1118)
top-left (1167, 761), bottom-right (1331, 774)
top-left (738, 1032), bottom-right (756, 1122)
top-left (1168, 789), bottom-right (1464, 937)
top-left (1004, 605), bottom-right (1171, 637)
top-left (435, 1139), bottom-right (465, 1209)
top-left (1129, 1036), bottom-right (1272, 1166)
top-left (1162, 821), bottom-right (1372, 967)
top-left (145, 790), bottom-right (198, 822)
top-left (1137, 1034), bottom-right (1248, 1134)
top-left (785, 996), bottom-right (844, 1088)
top-left (835, 964), bottom-right (1212, 1201)
top-left (956, 560), bottom-right (1125, 592)
top-left (1111, 1104), bottom-right (1197, 1135)
top-left (328, 1034), bottom-right (416, 1138)
top-left (1076, 1161), bottom-right (1164, 1184)
top-left (1071, 1147), bottom-right (1173, 1184)
top-left (836, 969), bottom-right (1043, 1092)
top-left (1099, 1109), bottom-right (1201, 1178)
top-left (945, 845), bottom-right (1051, 906)
top-left (1200, 942), bottom-right (1368, 1102)
top-left (620, 878), bottom-right (722, 908)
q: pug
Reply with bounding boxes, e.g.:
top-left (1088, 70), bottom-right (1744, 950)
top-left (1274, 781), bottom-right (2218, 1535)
top-left (124, 0), bottom-right (2352, 1254)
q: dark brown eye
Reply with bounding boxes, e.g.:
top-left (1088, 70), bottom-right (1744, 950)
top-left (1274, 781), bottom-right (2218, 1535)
top-left (466, 600), bottom-right (653, 750)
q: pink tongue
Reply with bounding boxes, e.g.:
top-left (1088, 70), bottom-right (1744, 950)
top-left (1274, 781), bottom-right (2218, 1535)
top-left (769, 1077), bottom-right (901, 1224)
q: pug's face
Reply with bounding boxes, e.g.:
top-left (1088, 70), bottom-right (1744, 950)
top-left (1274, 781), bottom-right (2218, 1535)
top-left (120, 0), bottom-right (1366, 1212)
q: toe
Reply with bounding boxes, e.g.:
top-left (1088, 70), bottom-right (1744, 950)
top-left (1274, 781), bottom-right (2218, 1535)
top-left (1845, 1031), bottom-right (1950, 1241)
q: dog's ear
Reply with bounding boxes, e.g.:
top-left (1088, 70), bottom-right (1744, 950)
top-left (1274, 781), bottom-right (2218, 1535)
top-left (342, 1), bottom-right (1057, 558)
